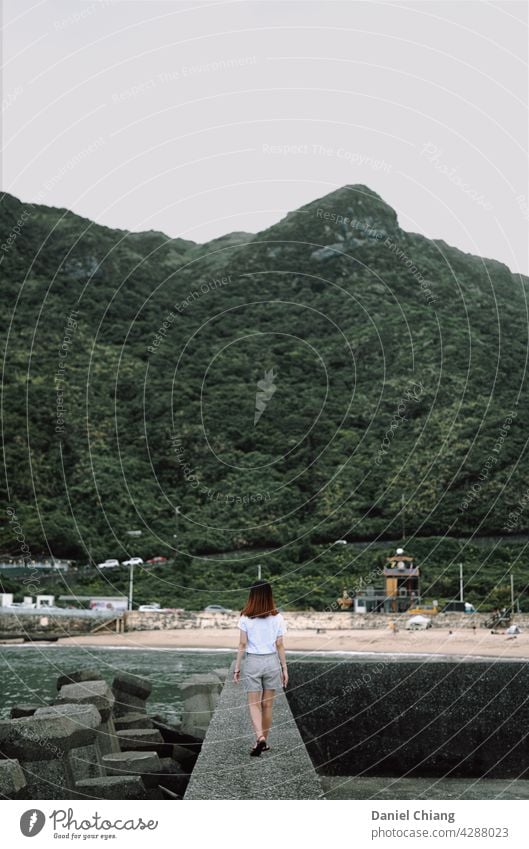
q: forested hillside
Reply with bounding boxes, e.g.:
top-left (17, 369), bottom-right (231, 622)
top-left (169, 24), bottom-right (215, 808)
top-left (2, 185), bottom-right (528, 588)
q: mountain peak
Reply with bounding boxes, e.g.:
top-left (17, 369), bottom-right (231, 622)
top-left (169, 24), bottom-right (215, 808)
top-left (261, 184), bottom-right (400, 254)
top-left (300, 184), bottom-right (399, 233)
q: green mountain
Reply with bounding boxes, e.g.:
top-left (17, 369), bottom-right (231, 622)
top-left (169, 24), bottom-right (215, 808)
top-left (1, 184), bottom-right (528, 576)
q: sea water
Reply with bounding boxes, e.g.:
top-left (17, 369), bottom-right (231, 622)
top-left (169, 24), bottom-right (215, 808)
top-left (0, 645), bottom-right (234, 724)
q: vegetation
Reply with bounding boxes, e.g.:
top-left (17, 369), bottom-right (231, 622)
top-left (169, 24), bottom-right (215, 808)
top-left (2, 185), bottom-right (529, 608)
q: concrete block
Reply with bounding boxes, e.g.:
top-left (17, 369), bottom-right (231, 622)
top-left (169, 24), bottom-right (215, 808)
top-left (171, 744), bottom-right (199, 770)
top-left (34, 702), bottom-right (116, 761)
top-left (2, 704), bottom-right (101, 760)
top-left (68, 743), bottom-right (103, 782)
top-left (1, 705), bottom-right (103, 797)
top-left (57, 669), bottom-right (104, 690)
top-left (156, 757), bottom-right (189, 796)
top-left (19, 758), bottom-right (75, 800)
top-left (0, 759), bottom-right (27, 799)
top-left (117, 729), bottom-right (164, 752)
top-left (10, 704), bottom-right (41, 719)
top-left (114, 713), bottom-right (154, 731)
top-left (33, 702), bottom-right (101, 726)
top-left (112, 672), bottom-right (152, 700)
top-left (212, 668), bottom-right (229, 682)
top-left (112, 692), bottom-right (148, 718)
top-left (102, 750), bottom-right (162, 776)
top-left (56, 680), bottom-right (115, 721)
top-left (179, 674), bottom-right (222, 739)
top-left (74, 775), bottom-right (145, 800)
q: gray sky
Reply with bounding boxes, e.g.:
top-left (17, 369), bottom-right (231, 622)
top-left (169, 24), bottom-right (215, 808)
top-left (2, 0), bottom-right (528, 273)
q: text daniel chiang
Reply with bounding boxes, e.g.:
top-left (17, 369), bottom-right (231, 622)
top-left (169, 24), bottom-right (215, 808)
top-left (372, 809), bottom-right (455, 824)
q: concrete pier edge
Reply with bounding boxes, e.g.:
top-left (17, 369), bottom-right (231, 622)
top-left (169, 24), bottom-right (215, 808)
top-left (184, 662), bottom-right (323, 800)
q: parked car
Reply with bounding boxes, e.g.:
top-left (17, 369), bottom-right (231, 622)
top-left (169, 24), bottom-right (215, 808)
top-left (146, 556), bottom-right (168, 564)
top-left (406, 615), bottom-right (432, 630)
top-left (7, 602), bottom-right (32, 609)
top-left (334, 539), bottom-right (347, 545)
top-left (442, 601), bottom-right (476, 613)
top-left (204, 604), bottom-right (233, 613)
top-left (121, 557), bottom-right (144, 567)
top-left (97, 559), bottom-right (119, 569)
top-left (138, 603), bottom-right (163, 612)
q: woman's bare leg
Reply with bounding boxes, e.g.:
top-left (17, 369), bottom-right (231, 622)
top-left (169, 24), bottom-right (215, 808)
top-left (261, 689), bottom-right (276, 740)
top-left (247, 692), bottom-right (264, 739)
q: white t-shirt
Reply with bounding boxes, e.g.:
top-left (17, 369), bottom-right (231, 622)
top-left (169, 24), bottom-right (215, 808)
top-left (238, 613), bottom-right (287, 654)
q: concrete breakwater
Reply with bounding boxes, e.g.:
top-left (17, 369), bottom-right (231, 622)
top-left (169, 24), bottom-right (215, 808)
top-left (185, 662), bottom-right (323, 800)
top-left (286, 659), bottom-right (529, 780)
top-left (0, 666), bottom-right (228, 799)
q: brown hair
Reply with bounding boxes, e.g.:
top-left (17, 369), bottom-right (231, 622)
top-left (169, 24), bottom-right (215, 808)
top-left (240, 580), bottom-right (278, 619)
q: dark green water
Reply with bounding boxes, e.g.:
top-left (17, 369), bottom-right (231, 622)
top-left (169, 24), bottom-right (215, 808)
top-left (0, 646), bottom-right (233, 724)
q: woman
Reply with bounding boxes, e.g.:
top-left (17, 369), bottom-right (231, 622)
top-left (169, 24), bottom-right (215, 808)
top-left (233, 580), bottom-right (288, 756)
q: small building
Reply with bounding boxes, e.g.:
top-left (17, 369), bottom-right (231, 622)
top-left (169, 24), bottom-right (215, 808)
top-left (353, 546), bottom-right (421, 613)
top-left (36, 595), bottom-right (55, 609)
top-left (383, 547), bottom-right (420, 613)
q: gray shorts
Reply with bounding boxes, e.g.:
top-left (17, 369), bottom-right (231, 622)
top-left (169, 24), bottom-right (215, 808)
top-left (242, 652), bottom-right (282, 692)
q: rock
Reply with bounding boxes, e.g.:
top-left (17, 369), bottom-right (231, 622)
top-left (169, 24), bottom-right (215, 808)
top-left (117, 728), bottom-right (164, 752)
top-left (102, 750), bottom-right (162, 777)
top-left (57, 669), bottom-right (104, 690)
top-left (54, 682), bottom-right (119, 757)
top-left (29, 704), bottom-right (104, 790)
top-left (144, 787), bottom-right (165, 800)
top-left (10, 704), bottom-right (41, 718)
top-left (34, 703), bottom-right (101, 724)
top-left (68, 743), bottom-right (103, 782)
top-left (171, 744), bottom-right (199, 770)
top-left (2, 704), bottom-right (101, 759)
top-left (0, 759), bottom-right (27, 799)
top-left (113, 693), bottom-right (148, 716)
top-left (0, 707), bottom-right (102, 799)
top-left (112, 672), bottom-right (152, 700)
top-left (73, 775), bottom-right (145, 800)
top-left (56, 680), bottom-right (115, 721)
top-left (111, 674), bottom-right (152, 719)
top-left (156, 757), bottom-right (189, 796)
top-left (179, 674), bottom-right (223, 739)
top-left (212, 668), bottom-right (229, 683)
top-left (151, 717), bottom-right (187, 744)
top-left (114, 713), bottom-right (153, 732)
top-left (160, 727), bottom-right (203, 751)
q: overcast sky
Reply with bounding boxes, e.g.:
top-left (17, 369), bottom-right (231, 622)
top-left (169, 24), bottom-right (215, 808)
top-left (2, 0), bottom-right (528, 273)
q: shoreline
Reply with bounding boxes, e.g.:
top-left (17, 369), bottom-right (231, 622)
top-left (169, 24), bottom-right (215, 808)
top-left (46, 627), bottom-right (529, 660)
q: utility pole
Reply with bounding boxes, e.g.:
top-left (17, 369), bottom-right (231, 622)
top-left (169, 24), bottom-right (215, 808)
top-left (510, 572), bottom-right (515, 612)
top-left (257, 563), bottom-right (262, 580)
top-left (459, 562), bottom-right (464, 603)
top-left (173, 506), bottom-right (181, 540)
top-left (128, 563), bottom-right (134, 611)
top-left (401, 494), bottom-right (405, 541)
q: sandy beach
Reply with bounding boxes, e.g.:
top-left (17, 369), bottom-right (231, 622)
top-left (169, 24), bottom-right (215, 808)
top-left (55, 627), bottom-right (529, 659)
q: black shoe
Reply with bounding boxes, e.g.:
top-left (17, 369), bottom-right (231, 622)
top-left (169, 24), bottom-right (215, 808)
top-left (250, 737), bottom-right (267, 757)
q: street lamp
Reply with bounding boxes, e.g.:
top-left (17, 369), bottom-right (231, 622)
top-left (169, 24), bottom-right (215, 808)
top-left (173, 506), bottom-right (181, 539)
top-left (127, 530), bottom-right (142, 611)
top-left (128, 563), bottom-right (134, 611)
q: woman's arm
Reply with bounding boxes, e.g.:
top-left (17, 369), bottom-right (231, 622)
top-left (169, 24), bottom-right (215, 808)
top-left (233, 628), bottom-right (247, 682)
top-left (276, 635), bottom-right (288, 687)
